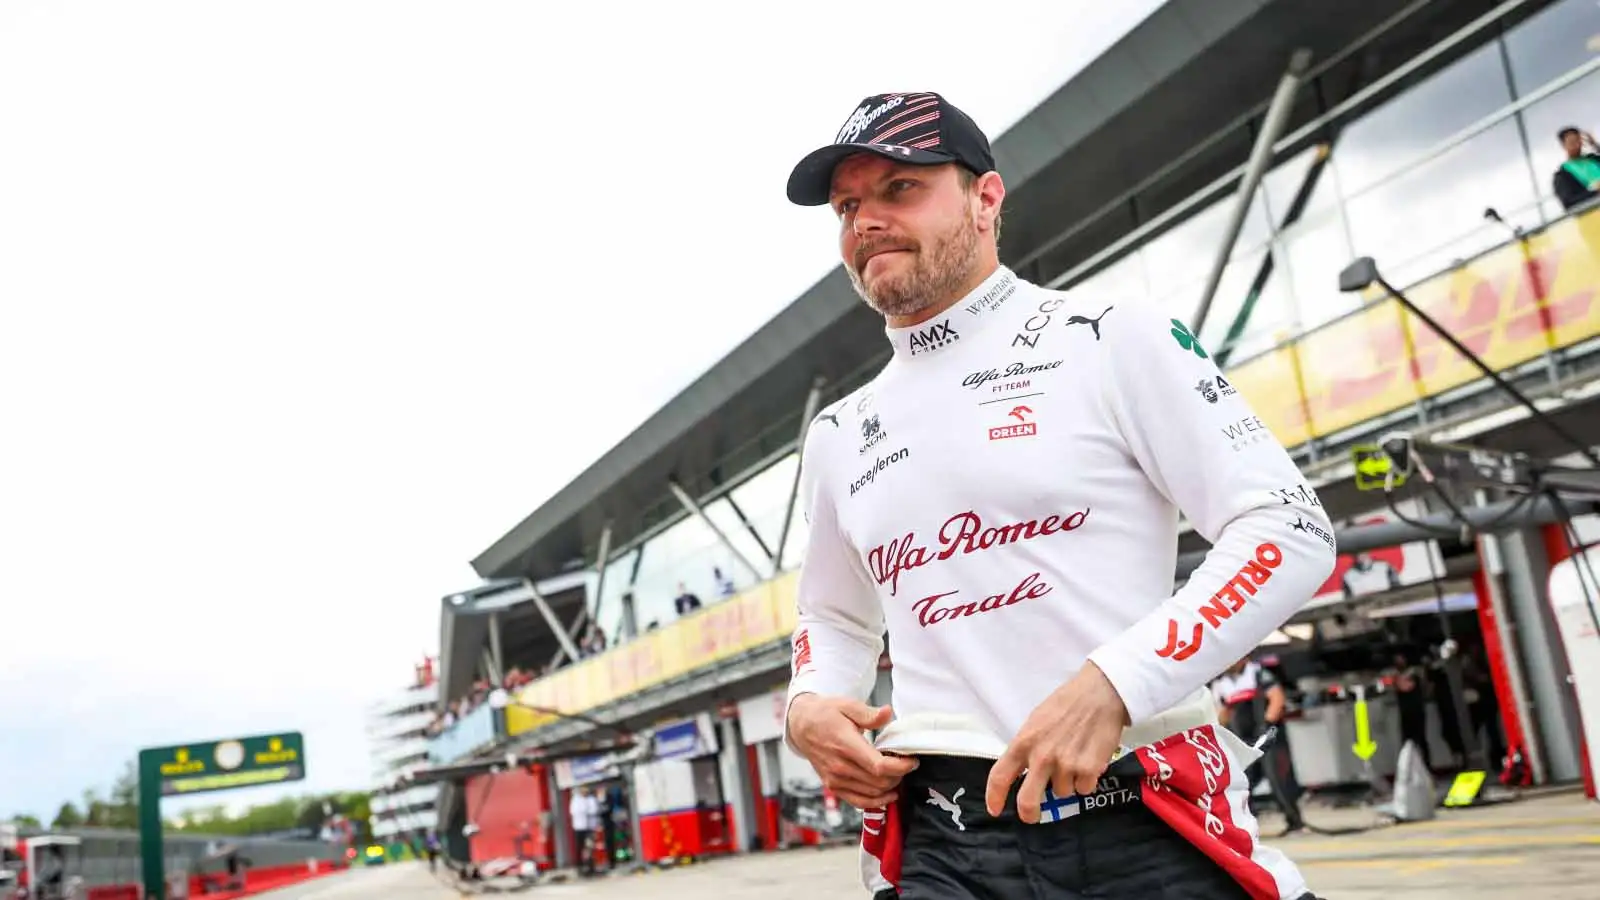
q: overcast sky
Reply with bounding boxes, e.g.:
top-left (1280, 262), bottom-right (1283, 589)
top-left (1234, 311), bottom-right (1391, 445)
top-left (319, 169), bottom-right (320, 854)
top-left (0, 0), bottom-right (1164, 821)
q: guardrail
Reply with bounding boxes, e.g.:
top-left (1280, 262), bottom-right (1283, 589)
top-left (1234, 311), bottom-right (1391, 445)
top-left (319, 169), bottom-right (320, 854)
top-left (427, 701), bottom-right (499, 764)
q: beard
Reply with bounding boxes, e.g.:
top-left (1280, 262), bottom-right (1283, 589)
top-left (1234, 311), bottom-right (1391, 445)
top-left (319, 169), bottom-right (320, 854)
top-left (846, 210), bottom-right (981, 319)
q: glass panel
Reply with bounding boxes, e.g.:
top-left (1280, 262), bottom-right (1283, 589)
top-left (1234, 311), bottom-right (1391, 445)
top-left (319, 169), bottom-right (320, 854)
top-left (591, 548), bottom-right (639, 644)
top-left (1518, 68), bottom-right (1600, 217)
top-left (1262, 143), bottom-right (1341, 223)
top-left (1201, 247), bottom-right (1296, 364)
top-left (1278, 210), bottom-right (1356, 332)
top-left (1140, 193), bottom-right (1271, 299)
top-left (1504, 0), bottom-right (1600, 98)
top-left (1344, 119), bottom-right (1536, 288)
top-left (1335, 41), bottom-right (1512, 196)
top-left (727, 454), bottom-right (802, 555)
top-left (628, 512), bottom-right (722, 631)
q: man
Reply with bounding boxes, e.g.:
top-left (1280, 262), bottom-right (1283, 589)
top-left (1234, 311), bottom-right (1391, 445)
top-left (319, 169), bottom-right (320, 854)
top-left (1553, 126), bottom-right (1600, 210)
top-left (568, 786), bottom-right (596, 876)
top-left (673, 582), bottom-right (703, 616)
top-left (1214, 657), bottom-right (1305, 833)
top-left (781, 91), bottom-right (1336, 899)
top-left (1339, 550), bottom-right (1399, 599)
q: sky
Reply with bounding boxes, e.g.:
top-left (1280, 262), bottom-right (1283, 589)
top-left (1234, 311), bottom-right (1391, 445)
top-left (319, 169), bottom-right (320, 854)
top-left (0, 0), bottom-right (1165, 822)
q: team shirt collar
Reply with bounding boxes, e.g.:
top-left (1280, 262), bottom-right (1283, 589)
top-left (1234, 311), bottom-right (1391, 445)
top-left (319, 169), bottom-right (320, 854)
top-left (885, 265), bottom-right (1019, 360)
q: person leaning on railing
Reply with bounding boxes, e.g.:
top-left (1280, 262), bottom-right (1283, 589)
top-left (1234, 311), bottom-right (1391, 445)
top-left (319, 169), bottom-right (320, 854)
top-left (1553, 126), bottom-right (1600, 211)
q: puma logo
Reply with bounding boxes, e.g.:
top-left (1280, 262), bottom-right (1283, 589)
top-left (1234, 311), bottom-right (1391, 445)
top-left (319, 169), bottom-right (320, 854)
top-left (1064, 305), bottom-right (1114, 341)
top-left (816, 402), bottom-right (847, 428)
top-left (926, 786), bottom-right (966, 831)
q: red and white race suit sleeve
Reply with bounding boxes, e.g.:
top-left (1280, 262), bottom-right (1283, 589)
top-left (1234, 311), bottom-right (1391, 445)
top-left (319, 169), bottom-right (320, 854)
top-left (783, 419), bottom-right (886, 750)
top-left (1086, 298), bottom-right (1338, 726)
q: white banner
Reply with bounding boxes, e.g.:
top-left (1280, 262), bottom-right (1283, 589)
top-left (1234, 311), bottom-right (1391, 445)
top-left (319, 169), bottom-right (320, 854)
top-left (736, 688), bottom-right (788, 746)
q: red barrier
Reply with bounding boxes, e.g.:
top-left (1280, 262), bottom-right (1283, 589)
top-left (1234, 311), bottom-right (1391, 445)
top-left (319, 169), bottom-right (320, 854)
top-left (86, 860), bottom-right (339, 900)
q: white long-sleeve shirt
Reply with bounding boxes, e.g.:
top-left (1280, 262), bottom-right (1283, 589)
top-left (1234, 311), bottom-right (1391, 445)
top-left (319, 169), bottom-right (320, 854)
top-left (785, 265), bottom-right (1337, 743)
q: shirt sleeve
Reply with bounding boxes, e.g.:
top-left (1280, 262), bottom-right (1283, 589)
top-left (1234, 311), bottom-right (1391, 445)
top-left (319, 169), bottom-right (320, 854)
top-left (783, 412), bottom-right (886, 748)
top-left (1085, 297), bottom-right (1338, 725)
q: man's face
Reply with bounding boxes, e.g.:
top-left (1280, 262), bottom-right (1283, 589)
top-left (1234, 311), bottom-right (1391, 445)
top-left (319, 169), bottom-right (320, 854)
top-left (829, 154), bottom-right (984, 320)
top-left (1563, 131), bottom-right (1583, 158)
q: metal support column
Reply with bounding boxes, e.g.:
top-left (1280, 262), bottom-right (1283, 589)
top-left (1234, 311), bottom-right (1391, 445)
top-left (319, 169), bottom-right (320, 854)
top-left (591, 523), bottom-right (613, 621)
top-left (668, 479), bottom-right (765, 582)
top-left (481, 649), bottom-right (501, 687)
top-left (525, 578), bottom-right (583, 663)
top-left (548, 766), bottom-right (571, 870)
top-left (1487, 526), bottom-right (1585, 783)
top-left (717, 717), bottom-right (757, 854)
top-left (622, 548), bottom-right (645, 641)
top-left (776, 377), bottom-right (826, 574)
top-left (724, 494), bottom-right (776, 568)
top-left (1192, 48), bottom-right (1312, 337)
top-left (488, 613), bottom-right (505, 682)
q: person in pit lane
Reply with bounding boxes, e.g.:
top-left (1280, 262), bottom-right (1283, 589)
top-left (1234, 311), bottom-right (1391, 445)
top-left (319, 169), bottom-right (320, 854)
top-left (780, 91), bottom-right (1336, 899)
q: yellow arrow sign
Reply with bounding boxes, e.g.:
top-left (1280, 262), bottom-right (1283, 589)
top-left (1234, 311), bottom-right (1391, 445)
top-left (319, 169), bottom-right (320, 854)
top-left (1351, 444), bottom-right (1405, 491)
top-left (1352, 687), bottom-right (1378, 761)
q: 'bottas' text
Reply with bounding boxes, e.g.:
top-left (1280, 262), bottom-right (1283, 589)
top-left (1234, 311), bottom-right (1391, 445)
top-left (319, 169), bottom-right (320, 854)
top-left (868, 509), bottom-right (1092, 596)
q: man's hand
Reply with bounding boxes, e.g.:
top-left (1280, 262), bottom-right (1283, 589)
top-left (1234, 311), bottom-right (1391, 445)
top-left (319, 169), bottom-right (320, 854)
top-left (788, 694), bottom-right (917, 809)
top-left (985, 661), bottom-right (1130, 823)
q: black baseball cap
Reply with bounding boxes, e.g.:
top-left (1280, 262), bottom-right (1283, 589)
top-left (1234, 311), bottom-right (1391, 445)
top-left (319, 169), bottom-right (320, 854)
top-left (786, 92), bottom-right (997, 207)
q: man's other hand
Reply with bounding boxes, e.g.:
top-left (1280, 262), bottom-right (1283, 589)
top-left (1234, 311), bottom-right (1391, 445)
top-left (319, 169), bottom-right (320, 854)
top-left (985, 661), bottom-right (1130, 823)
top-left (788, 694), bottom-right (917, 809)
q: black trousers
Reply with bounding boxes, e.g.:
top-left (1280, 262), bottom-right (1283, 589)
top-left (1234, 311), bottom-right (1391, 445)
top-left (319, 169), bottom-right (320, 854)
top-left (875, 755), bottom-right (1317, 900)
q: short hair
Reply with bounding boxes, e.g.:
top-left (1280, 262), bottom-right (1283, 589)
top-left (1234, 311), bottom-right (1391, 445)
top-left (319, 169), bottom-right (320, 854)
top-left (956, 166), bottom-right (1004, 244)
top-left (1559, 126), bottom-right (1582, 141)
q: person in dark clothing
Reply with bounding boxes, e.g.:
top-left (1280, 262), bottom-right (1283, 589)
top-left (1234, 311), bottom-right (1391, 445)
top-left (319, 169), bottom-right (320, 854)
top-left (1462, 649), bottom-right (1508, 771)
top-left (1393, 653), bottom-right (1432, 771)
top-left (1213, 657), bottom-right (1306, 832)
top-left (1552, 126), bottom-right (1600, 210)
top-left (672, 582), bottom-right (702, 616)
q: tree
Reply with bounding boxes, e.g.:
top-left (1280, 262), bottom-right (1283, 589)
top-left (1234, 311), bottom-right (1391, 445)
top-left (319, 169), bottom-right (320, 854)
top-left (9, 814), bottom-right (42, 829)
top-left (107, 759), bottom-right (140, 829)
top-left (51, 803), bottom-right (83, 829)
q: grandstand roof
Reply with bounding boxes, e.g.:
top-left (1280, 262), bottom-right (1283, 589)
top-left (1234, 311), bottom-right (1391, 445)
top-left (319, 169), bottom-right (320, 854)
top-left (470, 0), bottom-right (1526, 582)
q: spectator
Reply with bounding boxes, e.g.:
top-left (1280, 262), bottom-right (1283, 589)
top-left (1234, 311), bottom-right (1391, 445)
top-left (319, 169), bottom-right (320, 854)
top-left (713, 566), bottom-right (736, 599)
top-left (569, 787), bottom-right (597, 876)
top-left (673, 582), bottom-right (702, 616)
top-left (1553, 126), bottom-right (1600, 210)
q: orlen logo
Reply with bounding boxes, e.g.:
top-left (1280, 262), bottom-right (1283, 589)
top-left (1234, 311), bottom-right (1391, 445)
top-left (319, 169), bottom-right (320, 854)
top-left (791, 629), bottom-right (814, 676)
top-left (988, 405), bottom-right (1036, 440)
top-left (1156, 543), bottom-right (1284, 662)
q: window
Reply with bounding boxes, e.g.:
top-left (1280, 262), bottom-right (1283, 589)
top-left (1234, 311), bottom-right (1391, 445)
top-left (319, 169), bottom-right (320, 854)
top-left (1278, 210), bottom-right (1356, 333)
top-left (1344, 119), bottom-right (1535, 286)
top-left (628, 513), bottom-right (724, 630)
top-left (1201, 247), bottom-right (1296, 365)
top-left (1335, 41), bottom-right (1513, 197)
top-left (726, 454), bottom-right (801, 560)
top-left (1504, 0), bottom-right (1600, 98)
top-left (591, 549), bottom-right (640, 642)
top-left (1262, 143), bottom-right (1341, 224)
top-left (1140, 193), bottom-right (1270, 300)
top-left (1519, 68), bottom-right (1600, 217)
